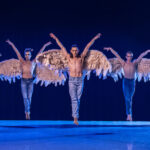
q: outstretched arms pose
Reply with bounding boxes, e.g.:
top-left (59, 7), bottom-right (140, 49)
top-left (104, 47), bottom-right (150, 65)
top-left (104, 47), bottom-right (125, 66)
top-left (36, 41), bottom-right (52, 56)
top-left (33, 41), bottom-right (52, 61)
top-left (6, 39), bottom-right (52, 62)
top-left (134, 49), bottom-right (150, 64)
top-left (50, 33), bottom-right (69, 59)
top-left (81, 33), bottom-right (102, 58)
top-left (6, 40), bottom-right (24, 62)
top-left (50, 33), bottom-right (102, 60)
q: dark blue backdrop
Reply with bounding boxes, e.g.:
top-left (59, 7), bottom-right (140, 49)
top-left (0, 0), bottom-right (150, 120)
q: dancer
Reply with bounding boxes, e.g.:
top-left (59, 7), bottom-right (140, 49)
top-left (104, 47), bottom-right (150, 121)
top-left (6, 40), bottom-right (51, 119)
top-left (49, 33), bottom-right (102, 125)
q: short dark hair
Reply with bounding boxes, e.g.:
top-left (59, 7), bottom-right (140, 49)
top-left (70, 44), bottom-right (80, 58)
top-left (24, 48), bottom-right (33, 55)
top-left (126, 51), bottom-right (133, 56)
top-left (71, 44), bottom-right (79, 49)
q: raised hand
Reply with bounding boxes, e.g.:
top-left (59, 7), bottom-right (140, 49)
top-left (103, 47), bottom-right (113, 51)
top-left (44, 41), bottom-right (52, 47)
top-left (146, 49), bottom-right (150, 53)
top-left (49, 33), bottom-right (57, 40)
top-left (6, 39), bottom-right (13, 45)
top-left (6, 39), bottom-right (23, 61)
top-left (93, 33), bottom-right (102, 40)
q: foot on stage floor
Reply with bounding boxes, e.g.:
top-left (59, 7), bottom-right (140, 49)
top-left (126, 114), bottom-right (132, 121)
top-left (74, 118), bottom-right (79, 125)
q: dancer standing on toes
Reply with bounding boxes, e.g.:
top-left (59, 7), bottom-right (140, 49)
top-left (6, 40), bottom-right (51, 120)
top-left (50, 33), bottom-right (101, 125)
top-left (104, 47), bottom-right (150, 121)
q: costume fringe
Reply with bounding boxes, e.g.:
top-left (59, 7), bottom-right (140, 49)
top-left (0, 58), bottom-right (66, 86)
top-left (0, 59), bottom-right (21, 83)
top-left (136, 58), bottom-right (150, 82)
top-left (108, 58), bottom-right (124, 81)
top-left (34, 65), bottom-right (66, 86)
top-left (36, 49), bottom-right (112, 80)
top-left (83, 50), bottom-right (112, 79)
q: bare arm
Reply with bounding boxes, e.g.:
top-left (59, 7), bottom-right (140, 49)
top-left (36, 41), bottom-right (52, 56)
top-left (33, 41), bottom-right (52, 62)
top-left (104, 47), bottom-right (125, 65)
top-left (81, 33), bottom-right (102, 58)
top-left (134, 49), bottom-right (150, 64)
top-left (50, 33), bottom-right (69, 59)
top-left (6, 40), bottom-right (24, 62)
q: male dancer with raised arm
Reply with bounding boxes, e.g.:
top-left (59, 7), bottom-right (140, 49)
top-left (50, 33), bottom-right (101, 125)
top-left (6, 40), bottom-right (51, 119)
top-left (104, 47), bottom-right (150, 121)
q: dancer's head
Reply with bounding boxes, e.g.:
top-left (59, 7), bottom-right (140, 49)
top-left (126, 51), bottom-right (133, 61)
top-left (24, 48), bottom-right (33, 60)
top-left (70, 44), bottom-right (80, 58)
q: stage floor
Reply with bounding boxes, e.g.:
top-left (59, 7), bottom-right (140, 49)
top-left (0, 121), bottom-right (150, 150)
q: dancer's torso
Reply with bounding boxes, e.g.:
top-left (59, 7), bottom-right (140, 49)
top-left (21, 60), bottom-right (36, 79)
top-left (123, 62), bottom-right (137, 79)
top-left (68, 57), bottom-right (83, 77)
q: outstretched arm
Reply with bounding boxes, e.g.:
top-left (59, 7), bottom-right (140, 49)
top-left (50, 33), bottom-right (69, 58)
top-left (6, 40), bottom-right (24, 62)
top-left (36, 41), bottom-right (52, 56)
top-left (134, 49), bottom-right (150, 64)
top-left (33, 41), bottom-right (52, 62)
top-left (81, 33), bottom-right (102, 58)
top-left (104, 47), bottom-right (125, 65)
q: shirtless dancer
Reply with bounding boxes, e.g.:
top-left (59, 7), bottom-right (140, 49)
top-left (104, 47), bottom-right (150, 121)
top-left (6, 40), bottom-right (51, 120)
top-left (50, 33), bottom-right (101, 125)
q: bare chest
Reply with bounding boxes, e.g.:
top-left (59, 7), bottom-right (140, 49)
top-left (69, 58), bottom-right (83, 67)
top-left (21, 61), bottom-right (36, 72)
top-left (123, 62), bottom-right (136, 73)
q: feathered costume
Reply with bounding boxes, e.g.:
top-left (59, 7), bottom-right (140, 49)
top-left (108, 58), bottom-right (150, 82)
top-left (0, 58), bottom-right (66, 86)
top-left (36, 49), bottom-right (112, 80)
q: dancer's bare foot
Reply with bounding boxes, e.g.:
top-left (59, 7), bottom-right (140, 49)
top-left (126, 114), bottom-right (132, 121)
top-left (25, 112), bottom-right (30, 120)
top-left (74, 118), bottom-right (79, 125)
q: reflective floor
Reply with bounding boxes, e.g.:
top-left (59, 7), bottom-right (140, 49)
top-left (0, 121), bottom-right (150, 150)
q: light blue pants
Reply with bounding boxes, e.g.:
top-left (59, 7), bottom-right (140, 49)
top-left (21, 78), bottom-right (34, 113)
top-left (69, 77), bottom-right (84, 119)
